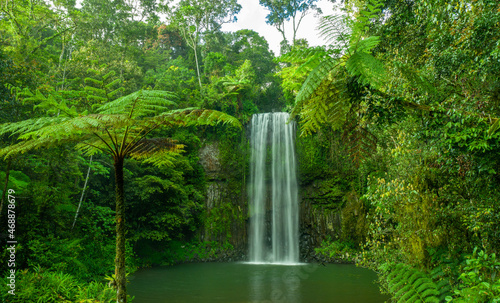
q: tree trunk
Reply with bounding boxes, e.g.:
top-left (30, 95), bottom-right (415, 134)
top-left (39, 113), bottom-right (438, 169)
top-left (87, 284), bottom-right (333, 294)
top-left (72, 155), bottom-right (92, 230)
top-left (114, 156), bottom-right (127, 303)
top-left (193, 44), bottom-right (203, 90)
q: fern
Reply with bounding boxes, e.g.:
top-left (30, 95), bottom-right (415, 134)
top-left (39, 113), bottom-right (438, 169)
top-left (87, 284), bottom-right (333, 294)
top-left (317, 15), bottom-right (352, 50)
top-left (295, 57), bottom-right (340, 108)
top-left (84, 68), bottom-right (124, 108)
top-left (291, 0), bottom-right (385, 142)
top-left (342, 119), bottom-right (377, 166)
top-left (345, 51), bottom-right (386, 89)
top-left (298, 79), bottom-right (349, 135)
top-left (97, 90), bottom-right (178, 118)
top-left (383, 263), bottom-right (441, 303)
top-left (430, 266), bottom-right (454, 302)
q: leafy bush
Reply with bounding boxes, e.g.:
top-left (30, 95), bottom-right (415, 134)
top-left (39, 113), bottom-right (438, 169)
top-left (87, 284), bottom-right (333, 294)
top-left (0, 266), bottom-right (127, 302)
top-left (135, 239), bottom-right (235, 266)
top-left (315, 238), bottom-right (359, 262)
top-left (446, 248), bottom-right (500, 303)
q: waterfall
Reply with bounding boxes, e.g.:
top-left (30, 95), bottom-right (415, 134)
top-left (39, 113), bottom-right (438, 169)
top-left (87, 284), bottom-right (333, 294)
top-left (248, 112), bottom-right (299, 264)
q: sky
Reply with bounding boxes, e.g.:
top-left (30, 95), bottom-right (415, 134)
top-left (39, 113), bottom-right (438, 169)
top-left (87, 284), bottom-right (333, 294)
top-left (220, 0), bottom-right (338, 55)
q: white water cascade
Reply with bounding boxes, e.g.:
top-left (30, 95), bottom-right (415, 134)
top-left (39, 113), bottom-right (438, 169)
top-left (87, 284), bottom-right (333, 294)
top-left (248, 112), bottom-right (299, 264)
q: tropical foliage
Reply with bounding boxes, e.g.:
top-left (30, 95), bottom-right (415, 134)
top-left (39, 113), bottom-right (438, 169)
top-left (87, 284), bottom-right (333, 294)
top-left (1, 0), bottom-right (500, 302)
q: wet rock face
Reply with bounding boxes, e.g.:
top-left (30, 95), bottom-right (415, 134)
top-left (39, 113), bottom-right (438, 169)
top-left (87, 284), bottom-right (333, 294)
top-left (197, 140), bottom-right (248, 255)
top-left (199, 142), bottom-right (220, 180)
top-left (298, 180), bottom-right (343, 262)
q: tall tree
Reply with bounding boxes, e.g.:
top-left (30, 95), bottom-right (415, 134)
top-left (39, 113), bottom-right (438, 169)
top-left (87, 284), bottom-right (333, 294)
top-left (259, 0), bottom-right (321, 49)
top-left (0, 89), bottom-right (241, 303)
top-left (169, 0), bottom-right (241, 89)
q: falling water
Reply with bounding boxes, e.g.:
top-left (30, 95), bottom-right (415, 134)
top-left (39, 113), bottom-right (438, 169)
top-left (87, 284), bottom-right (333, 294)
top-left (248, 113), bottom-right (299, 264)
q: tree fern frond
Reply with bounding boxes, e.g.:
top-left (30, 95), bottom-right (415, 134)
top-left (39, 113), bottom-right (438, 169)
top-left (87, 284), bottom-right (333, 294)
top-left (298, 79), bottom-right (349, 136)
top-left (395, 284), bottom-right (412, 299)
top-left (105, 79), bottom-right (121, 90)
top-left (84, 86), bottom-right (106, 96)
top-left (408, 272), bottom-right (424, 285)
top-left (102, 71), bottom-right (116, 81)
top-left (345, 52), bottom-right (386, 89)
top-left (355, 36), bottom-right (381, 54)
top-left (417, 282), bottom-right (437, 294)
top-left (408, 292), bottom-right (421, 303)
top-left (75, 138), bottom-right (114, 156)
top-left (0, 116), bottom-right (69, 137)
top-left (295, 57), bottom-right (340, 109)
top-left (412, 276), bottom-right (426, 290)
top-left (129, 147), bottom-right (183, 168)
top-left (129, 137), bottom-right (183, 156)
top-left (87, 95), bottom-right (108, 103)
top-left (16, 114), bottom-right (133, 142)
top-left (318, 14), bottom-right (352, 50)
top-left (108, 87), bottom-right (125, 99)
top-left (158, 108), bottom-right (242, 129)
top-left (0, 135), bottom-right (86, 159)
top-left (97, 90), bottom-right (178, 117)
top-left (420, 287), bottom-right (440, 298)
top-left (424, 296), bottom-right (440, 303)
top-left (280, 46), bottom-right (328, 62)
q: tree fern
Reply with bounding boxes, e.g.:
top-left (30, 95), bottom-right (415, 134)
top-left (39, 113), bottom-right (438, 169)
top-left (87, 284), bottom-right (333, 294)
top-left (0, 88), bottom-right (242, 303)
top-left (285, 0), bottom-right (386, 166)
top-left (290, 0), bottom-right (385, 133)
top-left (383, 263), bottom-right (441, 303)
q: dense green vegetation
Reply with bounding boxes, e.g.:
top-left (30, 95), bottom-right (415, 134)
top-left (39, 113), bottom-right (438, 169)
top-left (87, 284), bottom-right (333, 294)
top-left (0, 0), bottom-right (499, 302)
top-left (292, 0), bottom-right (500, 301)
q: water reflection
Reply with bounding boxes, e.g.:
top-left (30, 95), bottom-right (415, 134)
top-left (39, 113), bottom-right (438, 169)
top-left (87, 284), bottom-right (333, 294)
top-left (128, 263), bottom-right (389, 303)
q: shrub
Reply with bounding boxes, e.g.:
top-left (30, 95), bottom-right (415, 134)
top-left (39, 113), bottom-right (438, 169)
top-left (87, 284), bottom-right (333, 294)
top-left (0, 266), bottom-right (126, 302)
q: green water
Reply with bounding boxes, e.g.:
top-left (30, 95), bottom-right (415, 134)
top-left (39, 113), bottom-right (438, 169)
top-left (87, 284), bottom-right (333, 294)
top-left (128, 262), bottom-right (389, 302)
